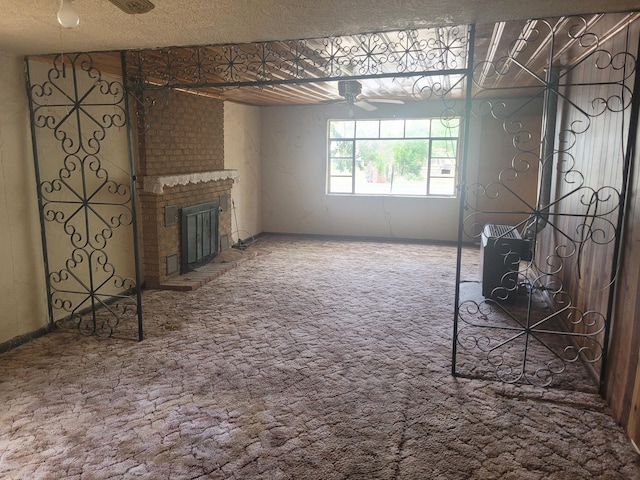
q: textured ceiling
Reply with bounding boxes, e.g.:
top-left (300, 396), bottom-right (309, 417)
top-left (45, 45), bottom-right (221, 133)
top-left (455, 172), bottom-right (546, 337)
top-left (1, 0), bottom-right (639, 56)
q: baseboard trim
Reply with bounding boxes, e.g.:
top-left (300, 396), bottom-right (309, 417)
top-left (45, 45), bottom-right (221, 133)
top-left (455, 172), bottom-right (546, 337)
top-left (260, 231), bottom-right (475, 247)
top-left (0, 325), bottom-right (52, 355)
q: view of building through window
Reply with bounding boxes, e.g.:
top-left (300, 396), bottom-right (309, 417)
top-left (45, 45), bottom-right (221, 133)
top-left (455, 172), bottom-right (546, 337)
top-left (328, 118), bottom-right (460, 196)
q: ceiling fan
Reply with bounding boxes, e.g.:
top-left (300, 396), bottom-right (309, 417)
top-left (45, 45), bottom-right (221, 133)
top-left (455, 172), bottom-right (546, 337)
top-left (106, 0), bottom-right (156, 14)
top-left (58, 0), bottom-right (155, 29)
top-left (328, 80), bottom-right (405, 112)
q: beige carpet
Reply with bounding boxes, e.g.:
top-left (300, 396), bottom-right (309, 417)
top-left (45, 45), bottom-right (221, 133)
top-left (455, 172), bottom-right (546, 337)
top-left (0, 235), bottom-right (638, 479)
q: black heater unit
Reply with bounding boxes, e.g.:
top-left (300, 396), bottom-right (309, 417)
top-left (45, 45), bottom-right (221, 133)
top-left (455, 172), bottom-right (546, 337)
top-left (480, 224), bottom-right (528, 299)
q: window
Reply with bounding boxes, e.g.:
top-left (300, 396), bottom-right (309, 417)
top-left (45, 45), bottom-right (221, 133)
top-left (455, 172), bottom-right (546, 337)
top-left (327, 118), bottom-right (460, 196)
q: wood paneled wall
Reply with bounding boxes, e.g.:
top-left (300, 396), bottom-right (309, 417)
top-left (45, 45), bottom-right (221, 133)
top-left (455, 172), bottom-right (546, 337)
top-left (536, 27), bottom-right (631, 375)
top-left (533, 19), bottom-right (640, 440)
top-left (605, 22), bottom-right (640, 442)
top-left (609, 115), bottom-right (640, 443)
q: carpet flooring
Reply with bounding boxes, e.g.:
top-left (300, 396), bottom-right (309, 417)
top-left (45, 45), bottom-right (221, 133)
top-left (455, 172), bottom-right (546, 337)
top-left (0, 235), bottom-right (639, 479)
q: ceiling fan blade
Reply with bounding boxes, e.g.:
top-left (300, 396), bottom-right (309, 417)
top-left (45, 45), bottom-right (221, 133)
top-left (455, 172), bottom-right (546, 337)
top-left (354, 100), bottom-right (378, 111)
top-left (107, 0), bottom-right (155, 14)
top-left (319, 98), bottom-right (344, 105)
top-left (368, 99), bottom-right (405, 105)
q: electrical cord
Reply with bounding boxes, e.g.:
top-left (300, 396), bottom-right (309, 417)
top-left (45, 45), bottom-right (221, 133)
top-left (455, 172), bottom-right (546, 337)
top-left (231, 199), bottom-right (257, 250)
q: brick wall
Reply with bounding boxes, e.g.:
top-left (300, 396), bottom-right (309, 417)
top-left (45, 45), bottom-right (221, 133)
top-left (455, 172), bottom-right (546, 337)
top-left (137, 90), bottom-right (234, 288)
top-left (139, 90), bottom-right (225, 176)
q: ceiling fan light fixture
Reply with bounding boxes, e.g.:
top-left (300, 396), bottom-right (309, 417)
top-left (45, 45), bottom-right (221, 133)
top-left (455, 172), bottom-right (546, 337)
top-left (57, 0), bottom-right (80, 29)
top-left (338, 80), bottom-right (362, 106)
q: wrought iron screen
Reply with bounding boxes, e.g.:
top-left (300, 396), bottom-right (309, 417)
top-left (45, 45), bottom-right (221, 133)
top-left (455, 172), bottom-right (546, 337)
top-left (453, 15), bottom-right (639, 390)
top-left (123, 27), bottom-right (470, 91)
top-left (25, 53), bottom-right (143, 340)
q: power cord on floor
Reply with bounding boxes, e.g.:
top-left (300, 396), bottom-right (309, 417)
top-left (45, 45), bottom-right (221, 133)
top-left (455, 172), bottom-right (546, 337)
top-left (231, 199), bottom-right (257, 250)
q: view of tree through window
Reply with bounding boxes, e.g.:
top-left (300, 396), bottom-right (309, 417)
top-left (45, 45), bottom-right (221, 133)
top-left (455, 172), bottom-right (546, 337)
top-left (328, 118), bottom-right (460, 196)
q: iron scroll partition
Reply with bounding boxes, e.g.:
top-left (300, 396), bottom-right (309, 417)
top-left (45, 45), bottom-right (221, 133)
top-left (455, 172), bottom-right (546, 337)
top-left (25, 53), bottom-right (143, 340)
top-left (23, 25), bottom-right (473, 341)
top-left (452, 15), bottom-right (638, 389)
top-left (122, 26), bottom-right (470, 91)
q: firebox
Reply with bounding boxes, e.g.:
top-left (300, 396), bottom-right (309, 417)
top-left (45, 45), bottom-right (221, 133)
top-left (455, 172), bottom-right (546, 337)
top-left (181, 201), bottom-right (220, 273)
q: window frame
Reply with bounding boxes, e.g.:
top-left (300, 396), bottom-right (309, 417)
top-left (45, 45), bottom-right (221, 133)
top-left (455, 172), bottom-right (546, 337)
top-left (326, 117), bottom-right (461, 198)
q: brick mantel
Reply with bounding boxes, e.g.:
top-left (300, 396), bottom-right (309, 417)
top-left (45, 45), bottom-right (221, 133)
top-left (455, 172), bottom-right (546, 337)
top-left (143, 169), bottom-right (240, 194)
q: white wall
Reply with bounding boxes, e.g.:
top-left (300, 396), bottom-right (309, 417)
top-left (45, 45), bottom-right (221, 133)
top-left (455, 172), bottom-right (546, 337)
top-left (0, 53), bottom-right (49, 343)
top-left (224, 102), bottom-right (263, 243)
top-left (260, 101), bottom-right (474, 242)
top-left (259, 98), bottom-right (544, 243)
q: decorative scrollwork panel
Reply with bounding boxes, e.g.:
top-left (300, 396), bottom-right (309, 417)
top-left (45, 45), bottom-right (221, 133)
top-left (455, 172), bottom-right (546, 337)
top-left (454, 14), bottom-right (637, 389)
top-left (26, 53), bottom-right (143, 339)
top-left (124, 26), bottom-right (471, 90)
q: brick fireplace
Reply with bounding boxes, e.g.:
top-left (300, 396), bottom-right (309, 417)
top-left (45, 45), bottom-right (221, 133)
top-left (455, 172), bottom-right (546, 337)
top-left (136, 89), bottom-right (237, 288)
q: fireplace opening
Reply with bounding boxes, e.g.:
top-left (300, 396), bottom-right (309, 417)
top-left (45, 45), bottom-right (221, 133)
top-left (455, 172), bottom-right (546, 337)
top-left (181, 201), bottom-right (220, 273)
